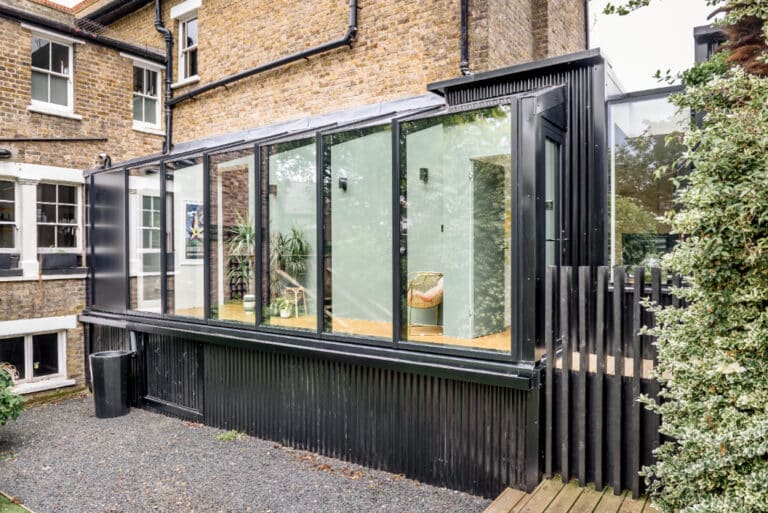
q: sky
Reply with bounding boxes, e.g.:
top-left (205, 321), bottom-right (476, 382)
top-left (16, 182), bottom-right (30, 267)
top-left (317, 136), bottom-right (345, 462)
top-left (589, 0), bottom-right (717, 91)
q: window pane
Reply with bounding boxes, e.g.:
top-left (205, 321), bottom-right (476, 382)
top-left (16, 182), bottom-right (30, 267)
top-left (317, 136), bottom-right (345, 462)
top-left (58, 205), bottom-right (76, 224)
top-left (51, 43), bottom-right (69, 75)
top-left (128, 167), bottom-right (162, 312)
top-left (37, 225), bottom-right (55, 247)
top-left (0, 337), bottom-right (25, 381)
top-left (165, 156), bottom-right (205, 318)
top-left (50, 76), bottom-right (68, 106)
top-left (59, 185), bottom-right (76, 204)
top-left (31, 71), bottom-right (48, 102)
top-left (37, 204), bottom-right (56, 223)
top-left (144, 99), bottom-right (157, 125)
top-left (31, 37), bottom-right (50, 70)
top-left (400, 106), bottom-right (513, 353)
top-left (32, 333), bottom-right (59, 378)
top-left (133, 66), bottom-right (144, 93)
top-left (187, 49), bottom-right (198, 77)
top-left (146, 70), bottom-right (158, 96)
top-left (133, 95), bottom-right (143, 122)
top-left (545, 139), bottom-right (559, 268)
top-left (185, 18), bottom-right (198, 47)
top-left (261, 139), bottom-right (316, 331)
top-left (323, 126), bottom-right (392, 339)
top-left (208, 147), bottom-right (255, 324)
top-left (0, 226), bottom-right (13, 248)
top-left (0, 181), bottom-right (14, 202)
top-left (56, 226), bottom-right (76, 247)
top-left (0, 203), bottom-right (14, 223)
top-left (38, 183), bottom-right (56, 202)
top-left (609, 97), bottom-right (689, 269)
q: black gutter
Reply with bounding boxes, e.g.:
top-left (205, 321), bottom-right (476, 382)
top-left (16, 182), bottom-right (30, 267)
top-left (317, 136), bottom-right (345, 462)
top-left (584, 0), bottom-right (590, 49)
top-left (0, 3), bottom-right (164, 64)
top-left (460, 0), bottom-right (470, 75)
top-left (83, 0), bottom-right (153, 26)
top-left (154, 0), bottom-right (174, 153)
top-left (0, 137), bottom-right (108, 142)
top-left (168, 0), bottom-right (359, 106)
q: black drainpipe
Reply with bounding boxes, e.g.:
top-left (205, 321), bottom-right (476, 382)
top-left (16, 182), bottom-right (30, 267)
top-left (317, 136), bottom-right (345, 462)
top-left (460, 0), bottom-right (470, 75)
top-left (169, 0), bottom-right (358, 107)
top-left (155, 0), bottom-right (173, 153)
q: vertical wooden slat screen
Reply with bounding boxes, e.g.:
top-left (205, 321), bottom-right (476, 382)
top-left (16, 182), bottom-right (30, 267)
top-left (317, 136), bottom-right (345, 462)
top-left (544, 265), bottom-right (675, 497)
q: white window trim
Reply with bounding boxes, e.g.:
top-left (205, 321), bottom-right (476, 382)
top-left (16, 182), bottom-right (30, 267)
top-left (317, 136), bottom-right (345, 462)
top-left (0, 330), bottom-right (68, 387)
top-left (36, 182), bottom-right (82, 253)
top-left (132, 67), bottom-right (162, 132)
top-left (0, 179), bottom-right (18, 253)
top-left (176, 12), bottom-right (199, 82)
top-left (170, 0), bottom-right (201, 20)
top-left (120, 53), bottom-right (165, 133)
top-left (25, 27), bottom-right (81, 117)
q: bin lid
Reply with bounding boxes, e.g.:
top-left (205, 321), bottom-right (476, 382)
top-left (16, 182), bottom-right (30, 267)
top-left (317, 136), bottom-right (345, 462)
top-left (90, 350), bottom-right (132, 359)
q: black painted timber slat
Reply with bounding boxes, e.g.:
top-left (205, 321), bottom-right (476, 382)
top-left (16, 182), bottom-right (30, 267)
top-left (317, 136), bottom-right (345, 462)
top-left (544, 266), bottom-right (556, 478)
top-left (612, 267), bottom-right (625, 493)
top-left (559, 266), bottom-right (572, 482)
top-left (577, 266), bottom-right (590, 487)
top-left (631, 267), bottom-right (644, 498)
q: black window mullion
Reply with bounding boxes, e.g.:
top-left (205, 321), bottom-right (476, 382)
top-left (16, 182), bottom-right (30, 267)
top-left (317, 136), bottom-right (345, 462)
top-left (391, 120), bottom-right (401, 348)
top-left (203, 154), bottom-right (211, 320)
top-left (254, 143), bottom-right (263, 327)
top-left (160, 161), bottom-right (168, 314)
top-left (315, 133), bottom-right (324, 335)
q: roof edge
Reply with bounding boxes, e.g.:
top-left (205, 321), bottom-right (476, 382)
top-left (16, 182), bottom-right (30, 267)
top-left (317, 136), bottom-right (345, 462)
top-left (0, 3), bottom-right (164, 63)
top-left (427, 48), bottom-right (605, 94)
top-left (77, 0), bottom-right (153, 25)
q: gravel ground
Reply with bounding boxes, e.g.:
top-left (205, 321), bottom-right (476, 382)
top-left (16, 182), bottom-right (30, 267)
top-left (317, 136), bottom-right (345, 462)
top-left (0, 397), bottom-right (490, 513)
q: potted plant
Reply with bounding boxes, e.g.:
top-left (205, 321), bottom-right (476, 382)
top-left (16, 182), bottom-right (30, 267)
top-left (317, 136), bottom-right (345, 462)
top-left (269, 226), bottom-right (310, 300)
top-left (270, 297), bottom-right (293, 318)
top-left (226, 213), bottom-right (256, 309)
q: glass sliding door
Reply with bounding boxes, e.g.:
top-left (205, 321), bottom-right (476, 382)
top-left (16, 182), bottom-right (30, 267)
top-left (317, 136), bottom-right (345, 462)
top-left (400, 105), bottom-right (513, 353)
top-left (164, 156), bottom-right (205, 318)
top-left (208, 146), bottom-right (256, 324)
top-left (260, 138), bottom-right (317, 331)
top-left (128, 164), bottom-right (162, 313)
top-left (322, 125), bottom-right (392, 339)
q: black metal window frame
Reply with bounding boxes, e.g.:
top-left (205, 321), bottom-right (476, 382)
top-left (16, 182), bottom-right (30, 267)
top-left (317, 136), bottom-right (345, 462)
top-left (96, 93), bottom-right (564, 374)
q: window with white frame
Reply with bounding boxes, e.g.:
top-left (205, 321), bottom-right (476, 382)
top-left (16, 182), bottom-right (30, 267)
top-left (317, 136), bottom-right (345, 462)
top-left (0, 180), bottom-right (15, 249)
top-left (179, 15), bottom-right (198, 80)
top-left (30, 35), bottom-right (73, 111)
top-left (0, 332), bottom-right (64, 383)
top-left (139, 195), bottom-right (162, 304)
top-left (133, 66), bottom-right (160, 129)
top-left (37, 183), bottom-right (78, 249)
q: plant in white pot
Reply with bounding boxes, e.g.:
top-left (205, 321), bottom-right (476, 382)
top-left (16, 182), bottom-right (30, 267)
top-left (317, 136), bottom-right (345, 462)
top-left (226, 213), bottom-right (256, 311)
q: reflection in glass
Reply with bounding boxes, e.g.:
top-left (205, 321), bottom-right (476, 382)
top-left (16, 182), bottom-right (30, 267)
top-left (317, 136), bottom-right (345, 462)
top-left (261, 139), bottom-right (317, 331)
top-left (609, 97), bottom-right (689, 270)
top-left (400, 106), bottom-right (513, 353)
top-left (323, 125), bottom-right (392, 339)
top-left (208, 147), bottom-right (255, 324)
top-left (32, 333), bottom-right (58, 377)
top-left (129, 165), bottom-right (163, 312)
top-left (165, 157), bottom-right (204, 318)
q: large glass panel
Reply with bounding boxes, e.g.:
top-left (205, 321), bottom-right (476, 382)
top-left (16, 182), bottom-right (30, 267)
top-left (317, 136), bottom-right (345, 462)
top-left (0, 337), bottom-right (25, 381)
top-left (0, 180), bottom-right (13, 202)
top-left (400, 106), bottom-right (513, 353)
top-left (208, 146), bottom-right (255, 324)
top-left (129, 164), bottom-right (162, 312)
top-left (165, 156), bottom-right (205, 318)
top-left (608, 96), bottom-right (689, 270)
top-left (322, 125), bottom-right (392, 339)
top-left (0, 226), bottom-right (12, 248)
top-left (261, 138), bottom-right (317, 331)
top-left (32, 333), bottom-right (59, 378)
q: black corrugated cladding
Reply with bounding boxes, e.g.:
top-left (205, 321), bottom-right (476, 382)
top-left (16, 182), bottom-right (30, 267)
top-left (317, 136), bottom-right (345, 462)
top-left (429, 49), bottom-right (608, 268)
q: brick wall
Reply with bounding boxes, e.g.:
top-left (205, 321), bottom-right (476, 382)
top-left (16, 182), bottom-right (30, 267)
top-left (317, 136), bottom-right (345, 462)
top-left (0, 17), bottom-right (165, 170)
top-left (92, 0), bottom-right (586, 145)
top-left (531, 0), bottom-right (586, 60)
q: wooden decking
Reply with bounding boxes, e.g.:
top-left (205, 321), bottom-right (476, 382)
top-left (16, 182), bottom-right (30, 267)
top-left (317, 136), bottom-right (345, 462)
top-left (484, 478), bottom-right (654, 513)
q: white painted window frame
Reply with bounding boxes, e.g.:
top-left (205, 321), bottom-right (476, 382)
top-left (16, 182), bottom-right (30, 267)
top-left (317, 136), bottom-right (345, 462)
top-left (0, 331), bottom-right (66, 385)
top-left (24, 25), bottom-right (83, 118)
top-left (36, 182), bottom-right (82, 253)
top-left (0, 179), bottom-right (18, 253)
top-left (177, 12), bottom-right (199, 82)
top-left (133, 66), bottom-right (162, 131)
top-left (138, 193), bottom-right (162, 309)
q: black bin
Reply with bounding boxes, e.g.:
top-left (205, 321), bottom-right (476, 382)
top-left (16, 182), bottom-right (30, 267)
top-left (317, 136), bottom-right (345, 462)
top-left (90, 351), bottom-right (131, 418)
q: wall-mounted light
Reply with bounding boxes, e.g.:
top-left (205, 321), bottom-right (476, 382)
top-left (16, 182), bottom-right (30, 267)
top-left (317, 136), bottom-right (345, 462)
top-left (0, 148), bottom-right (11, 159)
top-left (339, 176), bottom-right (348, 192)
top-left (269, 184), bottom-right (278, 196)
top-left (419, 167), bottom-right (428, 183)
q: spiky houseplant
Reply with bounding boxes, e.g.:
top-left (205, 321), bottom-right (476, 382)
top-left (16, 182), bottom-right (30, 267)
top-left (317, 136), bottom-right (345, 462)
top-left (226, 213), bottom-right (256, 299)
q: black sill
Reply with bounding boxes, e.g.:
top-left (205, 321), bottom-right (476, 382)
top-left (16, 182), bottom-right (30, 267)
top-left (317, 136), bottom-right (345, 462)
top-left (0, 268), bottom-right (23, 277)
top-left (41, 267), bottom-right (88, 276)
top-left (80, 309), bottom-right (538, 391)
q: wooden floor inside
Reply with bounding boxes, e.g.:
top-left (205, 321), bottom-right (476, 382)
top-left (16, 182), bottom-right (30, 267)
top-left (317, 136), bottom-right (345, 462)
top-left (484, 478), bottom-right (653, 513)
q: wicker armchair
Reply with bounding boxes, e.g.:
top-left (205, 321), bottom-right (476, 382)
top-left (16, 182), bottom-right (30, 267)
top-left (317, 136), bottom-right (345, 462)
top-left (406, 271), bottom-right (444, 335)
